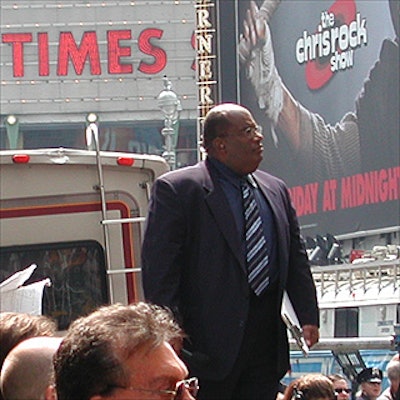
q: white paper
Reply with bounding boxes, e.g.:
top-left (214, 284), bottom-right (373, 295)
top-left (0, 264), bottom-right (38, 292)
top-left (0, 264), bottom-right (51, 315)
top-left (281, 291), bottom-right (310, 356)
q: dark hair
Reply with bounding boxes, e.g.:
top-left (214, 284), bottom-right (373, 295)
top-left (54, 302), bottom-right (184, 400)
top-left (0, 312), bottom-right (56, 370)
top-left (283, 374), bottom-right (335, 400)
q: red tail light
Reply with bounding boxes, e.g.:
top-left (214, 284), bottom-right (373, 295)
top-left (117, 156), bottom-right (135, 166)
top-left (12, 154), bottom-right (30, 163)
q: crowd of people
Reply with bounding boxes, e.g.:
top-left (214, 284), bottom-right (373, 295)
top-left (0, 307), bottom-right (398, 400)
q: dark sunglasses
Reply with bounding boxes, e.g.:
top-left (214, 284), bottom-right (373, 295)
top-left (335, 388), bottom-right (351, 394)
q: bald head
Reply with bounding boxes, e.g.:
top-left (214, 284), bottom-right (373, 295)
top-left (202, 103), bottom-right (252, 151)
top-left (0, 336), bottom-right (62, 400)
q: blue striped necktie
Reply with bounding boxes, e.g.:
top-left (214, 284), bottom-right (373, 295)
top-left (241, 177), bottom-right (270, 296)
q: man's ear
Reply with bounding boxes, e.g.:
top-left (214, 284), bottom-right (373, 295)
top-left (44, 385), bottom-right (57, 400)
top-left (213, 137), bottom-right (226, 151)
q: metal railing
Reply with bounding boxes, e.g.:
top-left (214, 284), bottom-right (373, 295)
top-left (312, 259), bottom-right (399, 297)
top-left (290, 336), bottom-right (395, 352)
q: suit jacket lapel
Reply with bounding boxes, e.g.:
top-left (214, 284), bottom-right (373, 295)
top-left (253, 173), bottom-right (290, 278)
top-left (200, 162), bottom-right (246, 273)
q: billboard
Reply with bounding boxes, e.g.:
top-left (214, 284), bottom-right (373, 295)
top-left (218, 0), bottom-right (399, 236)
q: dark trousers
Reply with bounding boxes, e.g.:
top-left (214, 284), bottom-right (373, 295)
top-left (198, 287), bottom-right (280, 400)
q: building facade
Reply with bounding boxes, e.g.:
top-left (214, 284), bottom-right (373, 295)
top-left (1, 0), bottom-right (199, 167)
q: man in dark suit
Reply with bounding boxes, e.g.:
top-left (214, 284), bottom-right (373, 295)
top-left (142, 103), bottom-right (319, 400)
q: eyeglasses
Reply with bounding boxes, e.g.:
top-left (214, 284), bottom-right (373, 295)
top-left (220, 124), bottom-right (263, 139)
top-left (241, 125), bottom-right (263, 137)
top-left (334, 388), bottom-right (351, 394)
top-left (112, 377), bottom-right (199, 399)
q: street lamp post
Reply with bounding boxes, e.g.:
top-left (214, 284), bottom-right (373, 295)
top-left (157, 76), bottom-right (181, 170)
top-left (5, 115), bottom-right (20, 149)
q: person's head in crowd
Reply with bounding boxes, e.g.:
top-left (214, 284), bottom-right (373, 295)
top-left (0, 312), bottom-right (56, 371)
top-left (283, 374), bottom-right (335, 400)
top-left (328, 374), bottom-right (351, 400)
top-left (202, 103), bottom-right (264, 176)
top-left (385, 360), bottom-right (400, 400)
top-left (357, 367), bottom-right (383, 400)
top-left (0, 336), bottom-right (62, 400)
top-left (54, 302), bottom-right (197, 400)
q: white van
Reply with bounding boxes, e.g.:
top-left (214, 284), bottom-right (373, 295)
top-left (0, 147), bottom-right (168, 329)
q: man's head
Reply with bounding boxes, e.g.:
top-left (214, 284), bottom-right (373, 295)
top-left (54, 302), bottom-right (192, 400)
top-left (357, 367), bottom-right (382, 400)
top-left (202, 103), bottom-right (264, 176)
top-left (286, 374), bottom-right (335, 400)
top-left (0, 312), bottom-right (56, 371)
top-left (386, 360), bottom-right (400, 394)
top-left (328, 374), bottom-right (351, 400)
top-left (0, 336), bottom-right (62, 400)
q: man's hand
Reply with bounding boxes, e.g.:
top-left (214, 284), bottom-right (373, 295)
top-left (302, 325), bottom-right (320, 348)
top-left (238, 0), bottom-right (284, 127)
top-left (238, 1), bottom-right (267, 64)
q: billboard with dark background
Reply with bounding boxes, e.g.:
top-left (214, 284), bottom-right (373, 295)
top-left (217, 0), bottom-right (399, 236)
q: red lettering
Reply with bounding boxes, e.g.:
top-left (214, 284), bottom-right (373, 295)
top-left (2, 29), bottom-right (174, 78)
top-left (138, 28), bottom-right (166, 74)
top-left (355, 174), bottom-right (365, 206)
top-left (340, 176), bottom-right (352, 208)
top-left (57, 31), bottom-right (101, 76)
top-left (387, 166), bottom-right (400, 200)
top-left (378, 169), bottom-right (388, 202)
top-left (322, 179), bottom-right (337, 211)
top-left (288, 183), bottom-right (319, 216)
top-left (340, 168), bottom-right (400, 209)
top-left (107, 30), bottom-right (133, 74)
top-left (2, 33), bottom-right (33, 77)
top-left (363, 170), bottom-right (377, 204)
top-left (38, 32), bottom-right (49, 76)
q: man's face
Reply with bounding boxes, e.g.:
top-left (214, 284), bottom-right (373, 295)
top-left (332, 379), bottom-right (351, 400)
top-left (219, 108), bottom-right (264, 176)
top-left (361, 381), bottom-right (382, 399)
top-left (93, 342), bottom-right (194, 400)
top-left (390, 377), bottom-right (399, 392)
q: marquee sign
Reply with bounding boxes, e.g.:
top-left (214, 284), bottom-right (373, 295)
top-left (195, 0), bottom-right (217, 123)
top-left (2, 29), bottom-right (168, 78)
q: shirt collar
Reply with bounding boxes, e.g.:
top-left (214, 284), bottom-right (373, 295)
top-left (208, 157), bottom-right (258, 189)
top-left (208, 157), bottom-right (242, 187)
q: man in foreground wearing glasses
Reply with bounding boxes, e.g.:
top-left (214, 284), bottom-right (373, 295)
top-left (53, 302), bottom-right (198, 400)
top-left (142, 103), bottom-right (319, 399)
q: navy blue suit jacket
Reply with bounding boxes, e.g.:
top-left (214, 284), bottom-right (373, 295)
top-left (142, 158), bottom-right (318, 380)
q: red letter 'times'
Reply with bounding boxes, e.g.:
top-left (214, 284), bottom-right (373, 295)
top-left (57, 31), bottom-right (101, 76)
top-left (2, 33), bottom-right (33, 77)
